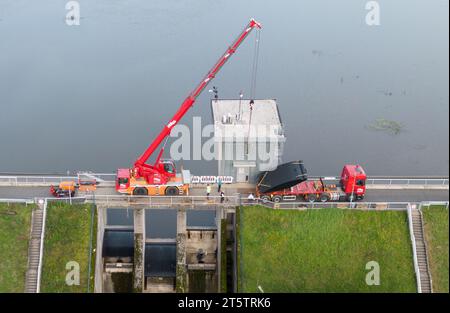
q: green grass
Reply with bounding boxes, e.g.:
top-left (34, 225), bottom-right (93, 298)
top-left (238, 206), bottom-right (416, 293)
top-left (422, 205), bottom-right (449, 293)
top-left (40, 202), bottom-right (96, 293)
top-left (0, 203), bottom-right (34, 292)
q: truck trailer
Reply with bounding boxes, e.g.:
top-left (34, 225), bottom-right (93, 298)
top-left (256, 164), bottom-right (367, 203)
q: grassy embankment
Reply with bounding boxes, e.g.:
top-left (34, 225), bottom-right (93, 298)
top-left (40, 202), bottom-right (96, 292)
top-left (238, 206), bottom-right (417, 292)
top-left (0, 203), bottom-right (34, 292)
top-left (422, 205), bottom-right (449, 293)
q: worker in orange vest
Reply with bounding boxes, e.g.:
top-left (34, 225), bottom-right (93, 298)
top-left (206, 184), bottom-right (211, 200)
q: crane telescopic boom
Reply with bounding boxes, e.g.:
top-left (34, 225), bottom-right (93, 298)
top-left (133, 18), bottom-right (261, 183)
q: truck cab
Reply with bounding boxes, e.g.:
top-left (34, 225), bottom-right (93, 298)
top-left (50, 181), bottom-right (76, 198)
top-left (116, 168), bottom-right (131, 192)
top-left (340, 164), bottom-right (367, 200)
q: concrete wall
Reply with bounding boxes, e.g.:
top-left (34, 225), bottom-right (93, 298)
top-left (185, 230), bottom-right (217, 264)
top-left (218, 140), bottom-right (284, 183)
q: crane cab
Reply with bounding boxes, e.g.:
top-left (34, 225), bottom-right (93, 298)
top-left (116, 165), bottom-right (190, 196)
top-left (156, 159), bottom-right (176, 178)
top-left (340, 164), bottom-right (366, 199)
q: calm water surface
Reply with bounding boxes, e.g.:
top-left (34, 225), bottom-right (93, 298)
top-left (0, 0), bottom-right (448, 176)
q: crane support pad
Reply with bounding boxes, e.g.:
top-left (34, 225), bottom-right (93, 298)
top-left (256, 160), bottom-right (308, 193)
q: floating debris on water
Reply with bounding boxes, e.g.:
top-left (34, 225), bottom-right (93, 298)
top-left (312, 49), bottom-right (324, 57)
top-left (411, 144), bottom-right (427, 150)
top-left (311, 49), bottom-right (342, 57)
top-left (367, 118), bottom-right (404, 135)
top-left (377, 90), bottom-right (393, 96)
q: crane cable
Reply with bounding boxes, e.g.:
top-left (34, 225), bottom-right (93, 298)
top-left (250, 28), bottom-right (261, 100)
top-left (248, 29), bottom-right (261, 143)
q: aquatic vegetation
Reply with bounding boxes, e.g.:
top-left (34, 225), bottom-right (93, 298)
top-left (311, 49), bottom-right (323, 57)
top-left (367, 118), bottom-right (404, 135)
top-left (377, 90), bottom-right (394, 96)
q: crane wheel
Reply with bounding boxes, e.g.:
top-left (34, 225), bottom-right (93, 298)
top-left (306, 194), bottom-right (316, 203)
top-left (319, 193), bottom-right (329, 202)
top-left (133, 187), bottom-right (148, 196)
top-left (165, 186), bottom-right (179, 196)
top-left (272, 195), bottom-right (282, 203)
top-left (261, 195), bottom-right (271, 203)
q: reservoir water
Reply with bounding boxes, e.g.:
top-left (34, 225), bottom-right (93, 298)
top-left (0, 0), bottom-right (448, 176)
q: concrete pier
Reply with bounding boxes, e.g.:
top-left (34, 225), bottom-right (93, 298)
top-left (133, 209), bottom-right (144, 292)
top-left (176, 208), bottom-right (187, 292)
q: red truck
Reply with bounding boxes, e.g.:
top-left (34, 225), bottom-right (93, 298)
top-left (257, 164), bottom-right (367, 203)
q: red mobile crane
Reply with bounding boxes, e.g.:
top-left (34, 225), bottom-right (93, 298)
top-left (116, 19), bottom-right (262, 196)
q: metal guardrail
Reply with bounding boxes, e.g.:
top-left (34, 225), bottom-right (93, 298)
top-left (0, 198), bottom-right (35, 205)
top-left (245, 200), bottom-right (450, 211)
top-left (0, 173), bottom-right (448, 186)
top-left (45, 196), bottom-right (87, 205)
top-left (245, 200), bottom-right (407, 210)
top-left (420, 201), bottom-right (450, 209)
top-left (313, 176), bottom-right (449, 186)
top-left (0, 175), bottom-right (78, 185)
top-left (2, 193), bottom-right (447, 211)
top-left (366, 178), bottom-right (449, 186)
top-left (26, 194), bottom-right (240, 207)
top-left (77, 172), bottom-right (116, 182)
top-left (89, 194), bottom-right (240, 207)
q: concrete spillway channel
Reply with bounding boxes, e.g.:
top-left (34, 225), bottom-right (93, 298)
top-left (98, 205), bottom-right (233, 292)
